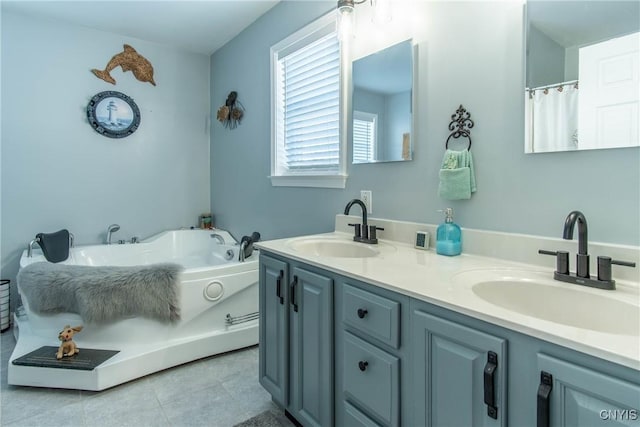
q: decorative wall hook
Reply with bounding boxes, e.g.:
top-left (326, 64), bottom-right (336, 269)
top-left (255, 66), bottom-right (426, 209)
top-left (217, 91), bottom-right (245, 129)
top-left (445, 104), bottom-right (474, 150)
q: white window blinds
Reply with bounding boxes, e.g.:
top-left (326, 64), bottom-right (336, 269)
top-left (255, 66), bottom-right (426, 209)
top-left (353, 111), bottom-right (377, 163)
top-left (274, 25), bottom-right (340, 174)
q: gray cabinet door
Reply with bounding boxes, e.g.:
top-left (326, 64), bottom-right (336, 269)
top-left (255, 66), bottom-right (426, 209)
top-left (537, 354), bottom-right (640, 427)
top-left (289, 266), bottom-right (334, 427)
top-left (412, 307), bottom-right (507, 427)
top-left (258, 254), bottom-right (288, 407)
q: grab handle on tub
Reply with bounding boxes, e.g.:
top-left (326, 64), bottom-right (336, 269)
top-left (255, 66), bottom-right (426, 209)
top-left (276, 270), bottom-right (284, 305)
top-left (290, 275), bottom-right (299, 312)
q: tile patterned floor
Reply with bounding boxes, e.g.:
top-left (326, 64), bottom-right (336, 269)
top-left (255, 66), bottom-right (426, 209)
top-left (0, 329), bottom-right (283, 426)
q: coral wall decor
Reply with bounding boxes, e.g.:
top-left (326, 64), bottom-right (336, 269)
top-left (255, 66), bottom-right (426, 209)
top-left (217, 91), bottom-right (245, 129)
top-left (92, 44), bottom-right (156, 86)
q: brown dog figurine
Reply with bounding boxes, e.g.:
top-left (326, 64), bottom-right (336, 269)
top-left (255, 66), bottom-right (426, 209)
top-left (56, 325), bottom-right (83, 359)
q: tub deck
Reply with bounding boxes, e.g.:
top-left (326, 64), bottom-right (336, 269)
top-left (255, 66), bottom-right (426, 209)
top-left (9, 312), bottom-right (258, 390)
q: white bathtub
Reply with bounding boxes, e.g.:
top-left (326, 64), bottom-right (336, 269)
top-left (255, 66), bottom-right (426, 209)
top-left (9, 229), bottom-right (259, 391)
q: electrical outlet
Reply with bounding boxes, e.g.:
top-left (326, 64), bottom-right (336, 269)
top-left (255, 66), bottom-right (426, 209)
top-left (360, 190), bottom-right (372, 213)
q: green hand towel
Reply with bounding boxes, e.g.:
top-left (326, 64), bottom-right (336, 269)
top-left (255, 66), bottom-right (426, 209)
top-left (438, 149), bottom-right (477, 200)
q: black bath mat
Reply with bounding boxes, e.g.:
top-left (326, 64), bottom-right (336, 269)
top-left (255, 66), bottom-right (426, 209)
top-left (233, 409), bottom-right (296, 427)
top-left (12, 346), bottom-right (119, 371)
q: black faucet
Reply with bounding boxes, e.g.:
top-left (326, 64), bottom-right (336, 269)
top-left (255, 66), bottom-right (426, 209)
top-left (563, 210), bottom-right (589, 278)
top-left (538, 210), bottom-right (636, 290)
top-left (344, 199), bottom-right (383, 244)
top-left (344, 199), bottom-right (368, 227)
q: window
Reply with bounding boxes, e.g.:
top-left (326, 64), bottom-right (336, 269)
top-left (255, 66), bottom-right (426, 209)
top-left (270, 13), bottom-right (347, 188)
top-left (353, 111), bottom-right (377, 163)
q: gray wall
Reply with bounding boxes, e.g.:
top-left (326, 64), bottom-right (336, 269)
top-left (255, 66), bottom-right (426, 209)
top-left (384, 91), bottom-right (411, 160)
top-left (211, 1), bottom-right (639, 246)
top-left (1, 12), bottom-right (211, 291)
top-left (210, 1), bottom-right (344, 241)
top-left (527, 25), bottom-right (566, 88)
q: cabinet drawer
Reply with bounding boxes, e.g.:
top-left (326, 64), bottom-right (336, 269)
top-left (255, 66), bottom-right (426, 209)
top-left (342, 284), bottom-right (400, 348)
top-left (344, 401), bottom-right (383, 427)
top-left (343, 332), bottom-right (399, 427)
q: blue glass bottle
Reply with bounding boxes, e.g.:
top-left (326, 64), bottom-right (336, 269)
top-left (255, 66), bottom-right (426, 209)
top-left (436, 208), bottom-right (461, 256)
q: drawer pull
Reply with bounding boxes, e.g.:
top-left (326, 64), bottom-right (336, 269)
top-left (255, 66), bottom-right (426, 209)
top-left (358, 360), bottom-right (369, 371)
top-left (357, 308), bottom-right (368, 319)
top-left (276, 270), bottom-right (284, 305)
top-left (290, 276), bottom-right (298, 312)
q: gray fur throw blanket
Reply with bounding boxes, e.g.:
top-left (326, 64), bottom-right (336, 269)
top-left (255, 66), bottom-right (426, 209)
top-left (18, 262), bottom-right (182, 324)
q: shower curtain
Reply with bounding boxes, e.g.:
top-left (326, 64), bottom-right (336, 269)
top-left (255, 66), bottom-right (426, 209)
top-left (525, 83), bottom-right (579, 153)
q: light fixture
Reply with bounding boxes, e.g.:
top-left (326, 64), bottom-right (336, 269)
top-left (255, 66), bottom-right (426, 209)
top-left (337, 0), bottom-right (359, 14)
top-left (371, 0), bottom-right (392, 24)
top-left (337, 0), bottom-right (359, 40)
top-left (336, 0), bottom-right (392, 39)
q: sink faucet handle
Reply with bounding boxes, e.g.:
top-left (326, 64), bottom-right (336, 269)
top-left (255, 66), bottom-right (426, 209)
top-left (598, 256), bottom-right (637, 282)
top-left (556, 251), bottom-right (569, 275)
top-left (538, 249), bottom-right (569, 275)
top-left (348, 223), bottom-right (362, 238)
top-left (538, 250), bottom-right (557, 256)
top-left (611, 259), bottom-right (637, 268)
top-left (368, 225), bottom-right (384, 242)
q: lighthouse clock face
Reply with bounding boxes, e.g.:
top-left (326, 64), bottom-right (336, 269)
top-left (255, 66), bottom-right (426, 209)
top-left (87, 91), bottom-right (141, 138)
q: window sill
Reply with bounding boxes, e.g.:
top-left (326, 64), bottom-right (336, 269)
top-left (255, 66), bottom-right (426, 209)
top-left (269, 174), bottom-right (348, 189)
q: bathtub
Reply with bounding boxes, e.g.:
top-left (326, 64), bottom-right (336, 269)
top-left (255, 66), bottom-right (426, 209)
top-left (9, 229), bottom-right (259, 391)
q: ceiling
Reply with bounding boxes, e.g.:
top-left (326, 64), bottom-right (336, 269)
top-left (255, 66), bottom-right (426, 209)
top-left (2, 0), bottom-right (281, 55)
top-left (528, 1), bottom-right (639, 48)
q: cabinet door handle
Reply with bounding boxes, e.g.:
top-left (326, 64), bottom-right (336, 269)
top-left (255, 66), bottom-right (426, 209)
top-left (275, 269), bottom-right (284, 305)
top-left (358, 361), bottom-right (369, 371)
top-left (537, 371), bottom-right (553, 427)
top-left (290, 276), bottom-right (298, 312)
top-left (357, 308), bottom-right (368, 319)
top-left (483, 351), bottom-right (498, 419)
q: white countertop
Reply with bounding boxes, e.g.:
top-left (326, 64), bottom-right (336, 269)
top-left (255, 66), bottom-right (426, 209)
top-left (257, 231), bottom-right (640, 371)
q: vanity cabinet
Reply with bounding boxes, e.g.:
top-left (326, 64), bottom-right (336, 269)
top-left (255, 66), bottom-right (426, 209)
top-left (412, 302), bottom-right (508, 427)
top-left (258, 251), bottom-right (640, 427)
top-left (335, 280), bottom-right (410, 427)
top-left (536, 354), bottom-right (640, 427)
top-left (258, 254), bottom-right (334, 427)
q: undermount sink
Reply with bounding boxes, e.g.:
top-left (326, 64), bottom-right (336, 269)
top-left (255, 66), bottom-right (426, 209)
top-left (287, 237), bottom-right (381, 258)
top-left (454, 270), bottom-right (639, 336)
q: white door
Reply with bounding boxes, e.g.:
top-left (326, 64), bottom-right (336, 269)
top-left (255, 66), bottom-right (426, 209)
top-left (578, 32), bottom-right (639, 150)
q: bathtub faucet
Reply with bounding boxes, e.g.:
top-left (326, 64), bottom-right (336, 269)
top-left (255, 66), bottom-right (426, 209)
top-left (27, 237), bottom-right (41, 257)
top-left (239, 240), bottom-right (248, 262)
top-left (238, 231), bottom-right (261, 262)
top-left (106, 224), bottom-right (120, 245)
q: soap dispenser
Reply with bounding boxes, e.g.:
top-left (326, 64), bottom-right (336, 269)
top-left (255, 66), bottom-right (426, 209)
top-left (436, 208), bottom-right (462, 256)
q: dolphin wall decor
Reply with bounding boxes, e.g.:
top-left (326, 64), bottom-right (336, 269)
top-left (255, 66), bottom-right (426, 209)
top-left (92, 44), bottom-right (156, 86)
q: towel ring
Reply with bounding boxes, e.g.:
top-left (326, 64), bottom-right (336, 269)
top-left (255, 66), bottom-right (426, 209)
top-left (445, 131), bottom-right (472, 151)
top-left (445, 105), bottom-right (474, 151)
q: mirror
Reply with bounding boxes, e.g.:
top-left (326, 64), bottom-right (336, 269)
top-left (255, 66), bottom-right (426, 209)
top-left (525, 1), bottom-right (639, 153)
top-left (352, 39), bottom-right (414, 163)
